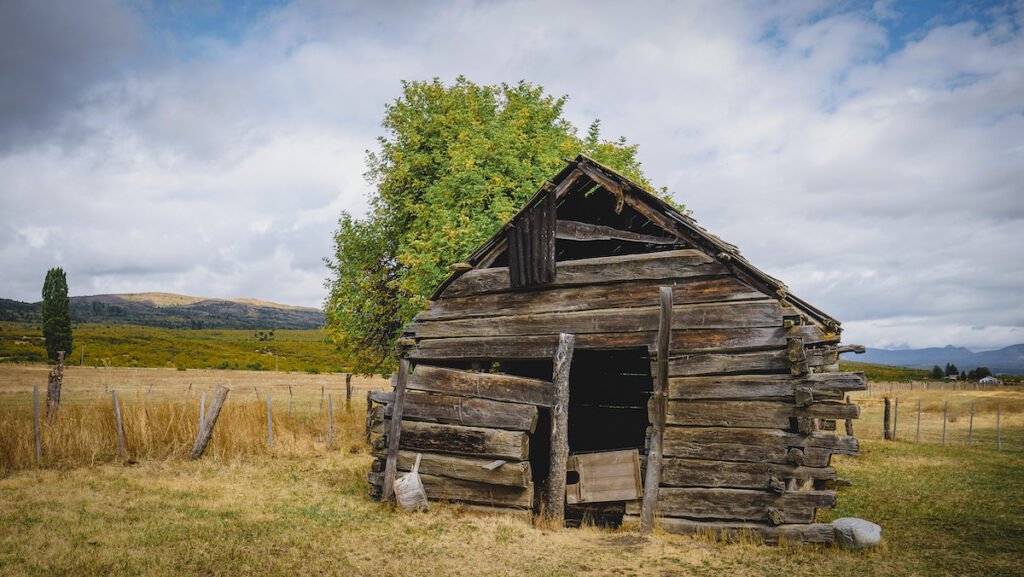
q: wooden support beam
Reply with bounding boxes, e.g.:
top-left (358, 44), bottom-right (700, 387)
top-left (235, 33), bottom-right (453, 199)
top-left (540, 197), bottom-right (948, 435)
top-left (543, 333), bottom-right (575, 523)
top-left (382, 359), bottom-right (410, 500)
top-left (555, 219), bottom-right (681, 244)
top-left (369, 389), bottom-right (539, 432)
top-left (641, 287), bottom-right (672, 533)
top-left (190, 385), bottom-right (229, 460)
top-left (406, 364), bottom-right (553, 407)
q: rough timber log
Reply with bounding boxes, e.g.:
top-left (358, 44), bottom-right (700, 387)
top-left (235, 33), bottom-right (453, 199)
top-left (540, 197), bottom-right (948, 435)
top-left (368, 472), bottom-right (533, 508)
top-left (667, 372), bottom-right (866, 401)
top-left (411, 300), bottom-right (782, 338)
top-left (659, 400), bottom-right (860, 428)
top-left (377, 420), bottom-right (529, 460)
top-left (624, 487), bottom-right (835, 523)
top-left (554, 219), bottom-right (681, 244)
top-left (621, 516), bottom-right (836, 545)
top-left (373, 451), bottom-right (532, 487)
top-left (370, 390), bottom-right (538, 432)
top-left (664, 347), bottom-right (839, 377)
top-left (441, 249), bottom-right (724, 298)
top-left (408, 326), bottom-right (839, 362)
top-left (407, 364), bottom-right (554, 407)
top-left (658, 427), bottom-right (857, 466)
top-left (417, 277), bottom-right (763, 321)
top-left (656, 458), bottom-right (836, 489)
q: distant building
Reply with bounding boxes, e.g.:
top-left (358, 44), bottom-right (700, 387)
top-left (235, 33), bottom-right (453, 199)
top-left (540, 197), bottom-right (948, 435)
top-left (944, 374), bottom-right (958, 381)
top-left (979, 376), bottom-right (1000, 385)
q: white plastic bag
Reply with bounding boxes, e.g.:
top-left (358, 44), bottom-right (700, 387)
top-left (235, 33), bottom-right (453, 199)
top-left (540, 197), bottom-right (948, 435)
top-left (393, 453), bottom-right (429, 512)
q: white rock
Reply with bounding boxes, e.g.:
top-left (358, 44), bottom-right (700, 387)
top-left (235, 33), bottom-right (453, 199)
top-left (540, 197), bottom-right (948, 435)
top-left (832, 517), bottom-right (882, 549)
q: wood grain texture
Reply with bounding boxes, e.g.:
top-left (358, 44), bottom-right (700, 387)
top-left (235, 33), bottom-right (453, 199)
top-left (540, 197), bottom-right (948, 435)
top-left (370, 389), bottom-right (538, 432)
top-left (407, 364), bottom-right (553, 407)
top-left (385, 451), bottom-right (532, 487)
top-left (622, 517), bottom-right (836, 545)
top-left (664, 347), bottom-right (839, 377)
top-left (667, 372), bottom-right (867, 401)
top-left (659, 400), bottom-right (860, 428)
top-left (369, 472), bottom-right (534, 509)
top-left (658, 427), bottom-right (855, 466)
top-left (378, 420), bottom-right (530, 460)
top-left (624, 487), bottom-right (835, 523)
top-left (656, 458), bottom-right (836, 489)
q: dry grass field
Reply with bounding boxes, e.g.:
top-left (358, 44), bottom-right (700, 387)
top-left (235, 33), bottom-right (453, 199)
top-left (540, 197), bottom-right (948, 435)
top-left (1, 368), bottom-right (1022, 577)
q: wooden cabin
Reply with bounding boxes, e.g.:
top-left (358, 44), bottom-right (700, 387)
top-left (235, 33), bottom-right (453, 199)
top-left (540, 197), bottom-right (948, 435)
top-left (367, 154), bottom-right (866, 544)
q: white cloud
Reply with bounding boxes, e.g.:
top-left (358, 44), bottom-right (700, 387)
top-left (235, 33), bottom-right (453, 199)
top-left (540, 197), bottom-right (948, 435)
top-left (0, 0), bottom-right (1021, 351)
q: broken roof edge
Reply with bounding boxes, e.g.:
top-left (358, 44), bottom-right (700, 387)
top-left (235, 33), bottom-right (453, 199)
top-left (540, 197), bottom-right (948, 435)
top-left (427, 154), bottom-right (841, 333)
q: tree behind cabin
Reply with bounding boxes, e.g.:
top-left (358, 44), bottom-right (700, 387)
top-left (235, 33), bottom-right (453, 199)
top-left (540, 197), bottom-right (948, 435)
top-left (41, 267), bottom-right (72, 361)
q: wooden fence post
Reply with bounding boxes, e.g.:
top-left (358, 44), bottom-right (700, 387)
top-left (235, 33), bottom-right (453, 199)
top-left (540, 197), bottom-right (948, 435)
top-left (46, 351), bottom-right (65, 419)
top-left (191, 385), bottom-right (230, 460)
top-left (968, 401), bottom-right (974, 448)
top-left (288, 385), bottom-right (294, 417)
top-left (915, 400), bottom-right (921, 444)
top-left (33, 385), bottom-right (42, 465)
top-left (112, 390), bottom-right (126, 460)
top-left (941, 400), bottom-right (948, 447)
top-left (383, 359), bottom-right (411, 500)
top-left (883, 398), bottom-right (892, 440)
top-left (320, 386), bottom-right (324, 416)
top-left (544, 333), bottom-right (575, 524)
top-left (328, 394), bottom-right (334, 450)
top-left (253, 386), bottom-right (259, 401)
top-left (640, 287), bottom-right (672, 533)
top-left (893, 397), bottom-right (899, 441)
top-left (996, 404), bottom-right (1001, 451)
top-left (267, 394), bottom-right (273, 449)
top-left (346, 373), bottom-right (353, 414)
top-left (199, 391), bottom-right (206, 430)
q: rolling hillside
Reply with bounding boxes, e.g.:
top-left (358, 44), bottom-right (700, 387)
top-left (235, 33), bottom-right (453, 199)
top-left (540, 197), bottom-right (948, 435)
top-left (858, 344), bottom-right (1024, 376)
top-left (0, 292), bottom-right (325, 330)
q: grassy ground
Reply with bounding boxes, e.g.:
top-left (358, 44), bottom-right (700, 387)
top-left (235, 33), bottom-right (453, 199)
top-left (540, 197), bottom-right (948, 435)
top-left (0, 321), bottom-right (343, 373)
top-left (1, 369), bottom-right (1022, 576)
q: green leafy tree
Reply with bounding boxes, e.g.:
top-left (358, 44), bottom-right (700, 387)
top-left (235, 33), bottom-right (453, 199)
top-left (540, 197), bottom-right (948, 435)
top-left (930, 365), bottom-right (944, 379)
top-left (326, 77), bottom-right (662, 374)
top-left (41, 267), bottom-right (72, 361)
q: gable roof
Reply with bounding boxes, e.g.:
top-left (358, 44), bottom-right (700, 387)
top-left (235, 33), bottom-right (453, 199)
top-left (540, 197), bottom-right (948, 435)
top-left (430, 154), bottom-right (840, 332)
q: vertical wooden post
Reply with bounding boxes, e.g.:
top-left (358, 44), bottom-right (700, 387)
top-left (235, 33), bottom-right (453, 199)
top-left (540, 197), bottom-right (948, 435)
top-left (191, 385), bottom-right (230, 460)
top-left (941, 401), bottom-right (948, 446)
top-left (267, 394), bottom-right (273, 449)
top-left (543, 333), bottom-right (575, 523)
top-left (893, 397), bottom-right (899, 441)
top-left (328, 394), bottom-right (335, 450)
top-left (844, 396), bottom-right (854, 436)
top-left (253, 386), bottom-right (259, 401)
top-left (883, 397), bottom-right (892, 440)
top-left (112, 390), bottom-right (126, 460)
top-left (641, 287), bottom-right (672, 533)
top-left (33, 385), bottom-right (42, 465)
top-left (199, 391), bottom-right (206, 430)
top-left (383, 359), bottom-right (411, 501)
top-left (968, 401), bottom-right (974, 448)
top-left (996, 404), bottom-right (1001, 451)
top-left (288, 385), bottom-right (294, 417)
top-left (915, 399), bottom-right (922, 444)
top-left (345, 373), bottom-right (353, 414)
top-left (320, 386), bottom-right (324, 416)
top-left (46, 351), bottom-right (65, 419)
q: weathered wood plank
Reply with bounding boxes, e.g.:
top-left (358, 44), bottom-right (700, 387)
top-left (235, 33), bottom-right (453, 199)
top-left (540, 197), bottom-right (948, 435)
top-left (441, 249), bottom-right (722, 298)
top-left (555, 219), bottom-right (681, 244)
top-left (622, 517), bottom-right (836, 545)
top-left (659, 400), bottom-right (860, 428)
top-left (668, 372), bottom-right (867, 401)
top-left (411, 300), bottom-right (782, 339)
top-left (544, 333), bottom-right (575, 522)
top-left (659, 427), bottom-right (857, 465)
top-left (664, 347), bottom-right (839, 377)
top-left (378, 420), bottom-right (529, 460)
top-left (382, 359), bottom-right (410, 501)
top-left (624, 488), bottom-right (835, 523)
top-left (369, 472), bottom-right (534, 509)
top-left (409, 326), bottom-right (838, 362)
top-left (656, 458), bottom-right (835, 489)
top-left (418, 277), bottom-right (763, 322)
top-left (370, 390), bottom-right (538, 432)
top-left (407, 364), bottom-right (553, 407)
top-left (386, 451), bottom-right (532, 487)
top-left (641, 286), bottom-right (673, 533)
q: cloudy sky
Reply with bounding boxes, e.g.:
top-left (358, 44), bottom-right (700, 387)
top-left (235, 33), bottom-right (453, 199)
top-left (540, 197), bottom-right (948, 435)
top-left (1, 0), bottom-right (1021, 351)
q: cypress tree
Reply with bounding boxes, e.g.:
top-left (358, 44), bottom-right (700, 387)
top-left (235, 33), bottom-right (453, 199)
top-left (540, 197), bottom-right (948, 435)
top-left (41, 267), bottom-right (72, 362)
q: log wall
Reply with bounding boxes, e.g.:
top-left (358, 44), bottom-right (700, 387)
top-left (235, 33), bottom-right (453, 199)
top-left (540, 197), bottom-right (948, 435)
top-left (377, 249), bottom-right (865, 539)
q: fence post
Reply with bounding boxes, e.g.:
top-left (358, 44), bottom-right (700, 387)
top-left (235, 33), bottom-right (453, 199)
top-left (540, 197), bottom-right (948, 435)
top-left (942, 401), bottom-right (948, 446)
top-left (267, 394), bottom-right (273, 449)
top-left (893, 397), bottom-right (899, 441)
top-left (112, 390), bottom-right (126, 460)
top-left (320, 386), bottom-right (324, 416)
top-left (33, 385), bottom-right (42, 465)
top-left (288, 385), bottom-right (294, 417)
top-left (968, 401), bottom-right (974, 448)
top-left (915, 399), bottom-right (921, 444)
top-left (996, 404), bottom-right (1001, 451)
top-left (253, 386), bottom-right (259, 401)
top-left (327, 394), bottom-right (334, 450)
top-left (191, 385), bottom-right (230, 460)
top-left (883, 397), bottom-right (892, 440)
top-left (345, 373), bottom-right (353, 414)
top-left (199, 391), bottom-right (206, 430)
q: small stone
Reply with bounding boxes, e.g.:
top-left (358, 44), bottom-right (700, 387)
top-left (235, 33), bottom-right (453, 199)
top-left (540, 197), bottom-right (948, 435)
top-left (832, 517), bottom-right (882, 549)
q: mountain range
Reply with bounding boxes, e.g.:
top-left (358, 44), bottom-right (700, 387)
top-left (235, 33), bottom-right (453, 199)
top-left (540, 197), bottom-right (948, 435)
top-left (858, 344), bottom-right (1024, 376)
top-left (0, 292), bottom-right (325, 330)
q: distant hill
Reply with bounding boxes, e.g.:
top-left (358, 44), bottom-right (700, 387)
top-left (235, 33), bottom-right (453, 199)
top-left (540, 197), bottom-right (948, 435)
top-left (858, 344), bottom-right (1024, 376)
top-left (0, 292), bottom-right (325, 330)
